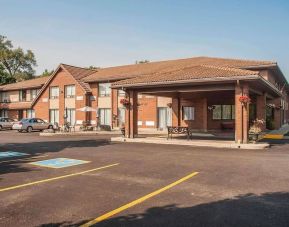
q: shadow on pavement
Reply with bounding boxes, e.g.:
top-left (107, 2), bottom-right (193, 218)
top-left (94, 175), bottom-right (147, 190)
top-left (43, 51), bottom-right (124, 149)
top-left (39, 191), bottom-right (289, 227)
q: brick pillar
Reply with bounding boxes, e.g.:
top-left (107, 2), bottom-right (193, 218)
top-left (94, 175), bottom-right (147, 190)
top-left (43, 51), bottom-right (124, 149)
top-left (273, 97), bottom-right (282, 129)
top-left (256, 93), bottom-right (266, 131)
top-left (172, 97), bottom-right (180, 126)
top-left (202, 97), bottom-right (208, 132)
top-left (242, 84), bottom-right (249, 144)
top-left (125, 90), bottom-right (138, 138)
top-left (111, 89), bottom-right (118, 128)
top-left (235, 84), bottom-right (243, 143)
top-left (235, 83), bottom-right (250, 144)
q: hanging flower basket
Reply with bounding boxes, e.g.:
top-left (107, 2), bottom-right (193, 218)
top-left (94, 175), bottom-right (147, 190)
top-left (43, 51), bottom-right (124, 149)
top-left (239, 95), bottom-right (251, 106)
top-left (120, 98), bottom-right (131, 108)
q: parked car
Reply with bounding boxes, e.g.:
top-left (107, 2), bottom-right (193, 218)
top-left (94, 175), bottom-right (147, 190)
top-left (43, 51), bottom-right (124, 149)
top-left (0, 117), bottom-right (15, 130)
top-left (12, 118), bottom-right (53, 132)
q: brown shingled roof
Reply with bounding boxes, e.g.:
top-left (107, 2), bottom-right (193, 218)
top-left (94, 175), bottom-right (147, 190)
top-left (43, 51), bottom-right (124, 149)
top-left (61, 64), bottom-right (95, 92)
top-left (84, 56), bottom-right (276, 82)
top-left (31, 64), bottom-right (95, 107)
top-left (112, 65), bottom-right (260, 88)
top-left (0, 76), bottom-right (49, 91)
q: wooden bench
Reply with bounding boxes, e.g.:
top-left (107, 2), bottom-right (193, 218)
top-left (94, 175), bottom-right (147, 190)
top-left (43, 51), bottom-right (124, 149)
top-left (167, 126), bottom-right (190, 140)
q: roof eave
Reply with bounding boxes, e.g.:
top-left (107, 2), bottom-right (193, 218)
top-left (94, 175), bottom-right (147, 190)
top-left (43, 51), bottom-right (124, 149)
top-left (112, 75), bottom-right (260, 89)
top-left (0, 85), bottom-right (44, 92)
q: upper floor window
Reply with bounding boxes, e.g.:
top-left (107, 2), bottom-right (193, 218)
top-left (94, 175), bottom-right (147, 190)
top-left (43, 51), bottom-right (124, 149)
top-left (30, 89), bottom-right (38, 101)
top-left (99, 83), bottom-right (111, 97)
top-left (65, 85), bottom-right (75, 98)
top-left (50, 86), bottom-right (59, 99)
top-left (118, 89), bottom-right (126, 97)
top-left (0, 92), bottom-right (9, 102)
top-left (19, 90), bottom-right (27, 102)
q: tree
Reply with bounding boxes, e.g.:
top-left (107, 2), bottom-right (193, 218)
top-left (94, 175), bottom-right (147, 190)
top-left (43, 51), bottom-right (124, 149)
top-left (0, 64), bottom-right (14, 84)
top-left (40, 69), bottom-right (54, 77)
top-left (87, 65), bottom-right (100, 70)
top-left (135, 60), bottom-right (150, 64)
top-left (0, 35), bottom-right (37, 85)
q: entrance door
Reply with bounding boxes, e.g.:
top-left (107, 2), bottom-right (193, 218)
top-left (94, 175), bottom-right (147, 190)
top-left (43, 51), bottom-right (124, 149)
top-left (158, 107), bottom-right (172, 130)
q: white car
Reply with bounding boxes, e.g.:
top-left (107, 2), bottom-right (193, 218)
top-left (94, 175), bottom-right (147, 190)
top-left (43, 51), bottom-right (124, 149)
top-left (13, 118), bottom-right (53, 132)
top-left (0, 117), bottom-right (15, 130)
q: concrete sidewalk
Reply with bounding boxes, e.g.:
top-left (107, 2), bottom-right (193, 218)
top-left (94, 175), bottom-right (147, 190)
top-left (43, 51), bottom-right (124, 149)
top-left (111, 137), bottom-right (270, 149)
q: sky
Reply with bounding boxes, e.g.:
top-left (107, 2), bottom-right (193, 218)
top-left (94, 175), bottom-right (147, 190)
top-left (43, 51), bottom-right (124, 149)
top-left (1, 0), bottom-right (289, 78)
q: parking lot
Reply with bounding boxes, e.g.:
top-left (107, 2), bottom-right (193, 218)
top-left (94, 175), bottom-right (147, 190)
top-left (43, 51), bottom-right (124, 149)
top-left (1, 131), bottom-right (289, 227)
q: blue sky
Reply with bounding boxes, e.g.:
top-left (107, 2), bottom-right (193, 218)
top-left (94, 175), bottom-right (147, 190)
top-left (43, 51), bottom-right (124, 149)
top-left (1, 0), bottom-right (289, 78)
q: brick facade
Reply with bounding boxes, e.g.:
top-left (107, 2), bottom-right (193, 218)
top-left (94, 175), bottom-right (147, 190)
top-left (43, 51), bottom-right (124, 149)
top-left (0, 58), bottom-right (288, 144)
top-left (33, 68), bottom-right (87, 125)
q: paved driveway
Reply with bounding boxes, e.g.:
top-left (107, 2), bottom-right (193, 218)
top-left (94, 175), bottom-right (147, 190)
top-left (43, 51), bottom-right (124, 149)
top-left (0, 131), bottom-right (289, 227)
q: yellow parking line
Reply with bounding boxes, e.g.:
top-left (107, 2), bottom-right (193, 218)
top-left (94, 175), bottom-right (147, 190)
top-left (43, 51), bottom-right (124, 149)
top-left (81, 171), bottom-right (199, 227)
top-left (0, 163), bottom-right (119, 192)
top-left (0, 154), bottom-right (48, 164)
top-left (263, 134), bottom-right (284, 139)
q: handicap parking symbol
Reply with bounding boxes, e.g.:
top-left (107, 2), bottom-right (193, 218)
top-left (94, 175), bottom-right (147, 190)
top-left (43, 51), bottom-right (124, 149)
top-left (30, 158), bottom-right (90, 168)
top-left (0, 151), bottom-right (28, 159)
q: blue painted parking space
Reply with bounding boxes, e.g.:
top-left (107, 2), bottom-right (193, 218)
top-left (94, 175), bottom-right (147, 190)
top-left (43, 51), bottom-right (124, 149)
top-left (30, 158), bottom-right (90, 168)
top-left (0, 151), bottom-right (28, 159)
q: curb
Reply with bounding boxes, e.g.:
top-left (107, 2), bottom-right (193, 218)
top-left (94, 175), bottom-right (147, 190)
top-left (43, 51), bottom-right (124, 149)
top-left (111, 137), bottom-right (269, 150)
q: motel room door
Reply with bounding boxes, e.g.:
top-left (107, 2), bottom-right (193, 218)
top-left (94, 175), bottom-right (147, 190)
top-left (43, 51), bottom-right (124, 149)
top-left (158, 107), bottom-right (172, 130)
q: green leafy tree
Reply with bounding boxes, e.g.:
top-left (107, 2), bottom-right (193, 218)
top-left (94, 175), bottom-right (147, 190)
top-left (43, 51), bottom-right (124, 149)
top-left (135, 60), bottom-right (150, 64)
top-left (87, 66), bottom-right (100, 70)
top-left (40, 69), bottom-right (54, 77)
top-left (0, 35), bottom-right (37, 85)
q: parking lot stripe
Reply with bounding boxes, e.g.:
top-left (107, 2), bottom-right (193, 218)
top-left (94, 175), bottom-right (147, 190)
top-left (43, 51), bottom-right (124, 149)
top-left (0, 163), bottom-right (119, 192)
top-left (0, 155), bottom-right (48, 164)
top-left (81, 171), bottom-right (199, 227)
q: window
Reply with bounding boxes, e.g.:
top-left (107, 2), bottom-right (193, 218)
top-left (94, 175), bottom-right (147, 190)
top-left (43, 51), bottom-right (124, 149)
top-left (1, 92), bottom-right (9, 102)
top-left (36, 118), bottom-right (45, 123)
top-left (118, 107), bottom-right (125, 126)
top-left (0, 110), bottom-right (8, 118)
top-left (50, 87), bottom-right (59, 99)
top-left (182, 107), bottom-right (195, 120)
top-left (50, 109), bottom-right (59, 125)
top-left (118, 89), bottom-right (126, 97)
top-left (30, 89), bottom-right (38, 100)
top-left (27, 109), bottom-right (35, 118)
top-left (19, 90), bottom-right (27, 101)
top-left (222, 105), bottom-right (232, 120)
top-left (212, 105), bottom-right (235, 120)
top-left (65, 108), bottom-right (75, 125)
top-left (99, 108), bottom-right (111, 125)
top-left (99, 83), bottom-right (111, 97)
top-left (212, 105), bottom-right (222, 120)
top-left (65, 85), bottom-right (75, 98)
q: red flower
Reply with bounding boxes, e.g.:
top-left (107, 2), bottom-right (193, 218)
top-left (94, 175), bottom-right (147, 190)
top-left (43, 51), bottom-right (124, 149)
top-left (239, 95), bottom-right (251, 104)
top-left (120, 98), bottom-right (130, 106)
